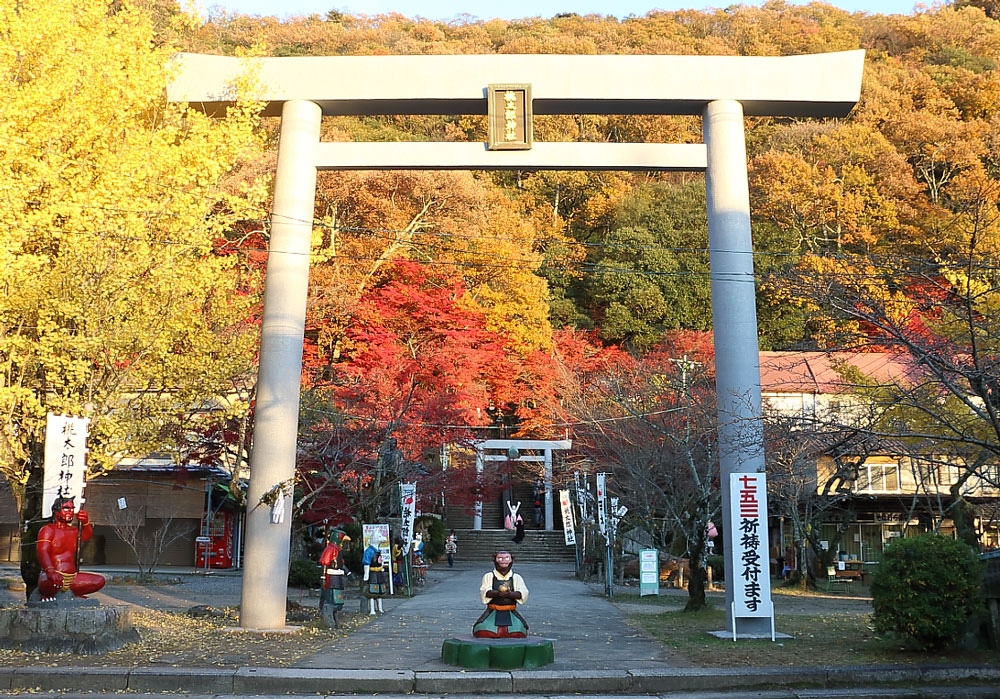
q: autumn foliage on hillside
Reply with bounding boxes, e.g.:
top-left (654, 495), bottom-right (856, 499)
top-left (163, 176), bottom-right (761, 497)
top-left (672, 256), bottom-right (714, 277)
top-left (179, 0), bottom-right (1000, 524)
top-left (8, 0), bottom-right (1000, 532)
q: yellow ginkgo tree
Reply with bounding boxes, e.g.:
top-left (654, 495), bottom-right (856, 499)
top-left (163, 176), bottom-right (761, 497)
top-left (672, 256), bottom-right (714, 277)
top-left (0, 0), bottom-right (266, 521)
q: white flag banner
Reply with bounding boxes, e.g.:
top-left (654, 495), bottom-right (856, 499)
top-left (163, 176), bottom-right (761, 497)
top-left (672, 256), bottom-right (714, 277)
top-left (559, 489), bottom-right (576, 545)
top-left (575, 472), bottom-right (589, 522)
top-left (596, 472), bottom-right (608, 537)
top-left (729, 472), bottom-right (773, 617)
top-left (42, 413), bottom-right (90, 516)
top-left (400, 482), bottom-right (417, 553)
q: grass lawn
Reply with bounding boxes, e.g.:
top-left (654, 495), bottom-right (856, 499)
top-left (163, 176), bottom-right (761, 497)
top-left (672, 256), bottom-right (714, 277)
top-left (625, 591), bottom-right (999, 667)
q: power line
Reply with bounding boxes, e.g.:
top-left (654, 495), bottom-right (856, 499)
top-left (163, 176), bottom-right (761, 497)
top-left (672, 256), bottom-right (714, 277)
top-left (300, 403), bottom-right (685, 430)
top-left (0, 220), bottom-right (760, 282)
top-left (8, 201), bottom-right (988, 276)
top-left (8, 217), bottom-right (999, 292)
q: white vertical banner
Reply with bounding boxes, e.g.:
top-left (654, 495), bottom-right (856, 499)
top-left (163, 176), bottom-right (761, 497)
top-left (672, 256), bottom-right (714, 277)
top-left (611, 498), bottom-right (627, 534)
top-left (596, 472), bottom-right (608, 537)
top-left (399, 482), bottom-right (417, 554)
top-left (42, 413), bottom-right (90, 516)
top-left (575, 472), bottom-right (589, 522)
top-left (558, 489), bottom-right (576, 545)
top-left (729, 473), bottom-right (773, 618)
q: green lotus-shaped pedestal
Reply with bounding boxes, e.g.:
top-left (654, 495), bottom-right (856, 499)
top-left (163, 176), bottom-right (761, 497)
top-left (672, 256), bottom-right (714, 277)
top-left (441, 635), bottom-right (555, 669)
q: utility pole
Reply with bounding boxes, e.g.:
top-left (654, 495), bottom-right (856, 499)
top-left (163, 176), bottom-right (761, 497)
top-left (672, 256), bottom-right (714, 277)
top-left (668, 355), bottom-right (702, 393)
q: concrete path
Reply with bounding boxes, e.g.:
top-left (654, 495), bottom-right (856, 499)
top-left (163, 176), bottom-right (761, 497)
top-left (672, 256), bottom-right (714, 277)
top-left (292, 561), bottom-right (684, 670)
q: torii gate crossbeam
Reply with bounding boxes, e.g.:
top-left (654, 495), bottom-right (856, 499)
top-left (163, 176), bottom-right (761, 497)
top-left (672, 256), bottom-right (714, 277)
top-left (168, 51), bottom-right (863, 636)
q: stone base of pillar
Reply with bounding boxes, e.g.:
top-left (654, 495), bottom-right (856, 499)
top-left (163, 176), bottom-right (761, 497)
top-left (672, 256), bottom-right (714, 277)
top-left (0, 604), bottom-right (140, 654)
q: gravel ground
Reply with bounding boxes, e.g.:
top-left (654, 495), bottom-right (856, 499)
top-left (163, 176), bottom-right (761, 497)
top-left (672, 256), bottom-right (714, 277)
top-left (0, 569), bottom-right (319, 612)
top-left (0, 568), bottom-right (872, 616)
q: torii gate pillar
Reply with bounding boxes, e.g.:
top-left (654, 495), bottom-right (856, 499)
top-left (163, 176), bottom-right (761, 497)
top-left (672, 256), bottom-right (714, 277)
top-left (239, 100), bottom-right (322, 630)
top-left (704, 99), bottom-right (768, 636)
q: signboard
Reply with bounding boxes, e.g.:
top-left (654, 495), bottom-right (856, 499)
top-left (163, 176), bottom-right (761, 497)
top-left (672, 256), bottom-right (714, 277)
top-left (400, 482), bottom-right (417, 553)
top-left (558, 489), bottom-right (576, 546)
top-left (639, 548), bottom-right (659, 597)
top-left (596, 472), bottom-right (608, 537)
top-left (42, 413), bottom-right (90, 516)
top-left (729, 473), bottom-right (773, 618)
top-left (487, 84), bottom-right (532, 150)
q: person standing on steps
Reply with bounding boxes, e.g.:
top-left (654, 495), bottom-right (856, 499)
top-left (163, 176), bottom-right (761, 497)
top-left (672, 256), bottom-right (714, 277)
top-left (511, 514), bottom-right (525, 544)
top-left (532, 477), bottom-right (544, 527)
top-left (445, 529), bottom-right (458, 568)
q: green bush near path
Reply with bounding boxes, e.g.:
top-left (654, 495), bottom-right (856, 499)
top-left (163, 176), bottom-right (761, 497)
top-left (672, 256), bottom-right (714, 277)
top-left (288, 557), bottom-right (322, 588)
top-left (871, 534), bottom-right (984, 650)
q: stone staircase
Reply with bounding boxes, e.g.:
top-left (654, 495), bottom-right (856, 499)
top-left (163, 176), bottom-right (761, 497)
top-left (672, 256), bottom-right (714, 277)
top-left (445, 528), bottom-right (576, 564)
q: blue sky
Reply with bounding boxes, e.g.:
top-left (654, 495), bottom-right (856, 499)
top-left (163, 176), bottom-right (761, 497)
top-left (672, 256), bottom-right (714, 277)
top-left (196, 1), bottom-right (929, 21)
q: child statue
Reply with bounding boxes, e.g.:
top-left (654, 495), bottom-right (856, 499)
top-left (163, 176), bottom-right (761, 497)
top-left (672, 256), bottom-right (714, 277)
top-left (362, 530), bottom-right (388, 615)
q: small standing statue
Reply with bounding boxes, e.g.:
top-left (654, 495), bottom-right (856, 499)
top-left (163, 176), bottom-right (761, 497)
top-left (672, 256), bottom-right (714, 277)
top-left (473, 550), bottom-right (529, 638)
top-left (412, 531), bottom-right (424, 566)
top-left (505, 500), bottom-right (521, 530)
top-left (318, 530), bottom-right (350, 628)
top-left (362, 530), bottom-right (388, 615)
top-left (36, 496), bottom-right (105, 603)
top-left (391, 536), bottom-right (404, 585)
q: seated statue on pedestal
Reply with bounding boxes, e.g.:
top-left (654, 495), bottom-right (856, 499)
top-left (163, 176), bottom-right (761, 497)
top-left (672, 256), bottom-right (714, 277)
top-left (36, 496), bottom-right (105, 602)
top-left (473, 550), bottom-right (529, 638)
top-left (441, 549), bottom-right (551, 669)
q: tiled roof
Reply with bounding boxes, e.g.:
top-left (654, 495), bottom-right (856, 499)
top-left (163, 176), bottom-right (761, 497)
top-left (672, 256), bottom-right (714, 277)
top-left (759, 351), bottom-right (921, 394)
top-left (113, 456), bottom-right (228, 477)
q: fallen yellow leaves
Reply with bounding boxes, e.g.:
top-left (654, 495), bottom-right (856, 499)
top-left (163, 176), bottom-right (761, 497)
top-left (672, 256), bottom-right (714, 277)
top-left (0, 608), bottom-right (374, 668)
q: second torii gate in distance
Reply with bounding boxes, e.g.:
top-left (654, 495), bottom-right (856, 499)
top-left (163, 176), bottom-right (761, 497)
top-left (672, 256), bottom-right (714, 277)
top-left (168, 50), bottom-right (864, 636)
top-left (473, 438), bottom-right (572, 531)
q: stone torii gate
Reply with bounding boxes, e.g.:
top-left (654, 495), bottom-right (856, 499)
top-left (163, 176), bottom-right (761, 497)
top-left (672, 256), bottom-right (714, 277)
top-left (168, 50), bottom-right (864, 634)
top-left (473, 438), bottom-right (572, 531)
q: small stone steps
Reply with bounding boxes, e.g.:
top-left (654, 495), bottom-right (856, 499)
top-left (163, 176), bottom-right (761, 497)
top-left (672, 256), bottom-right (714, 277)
top-left (444, 528), bottom-right (576, 564)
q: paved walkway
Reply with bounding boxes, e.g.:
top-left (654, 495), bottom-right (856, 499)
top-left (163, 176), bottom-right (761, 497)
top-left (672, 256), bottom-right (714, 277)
top-left (293, 561), bottom-right (684, 670)
top-left (2, 563), bottom-right (999, 697)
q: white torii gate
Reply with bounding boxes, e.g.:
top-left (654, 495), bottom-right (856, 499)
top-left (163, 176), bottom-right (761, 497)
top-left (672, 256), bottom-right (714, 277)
top-left (168, 50), bottom-right (864, 635)
top-left (473, 439), bottom-right (572, 531)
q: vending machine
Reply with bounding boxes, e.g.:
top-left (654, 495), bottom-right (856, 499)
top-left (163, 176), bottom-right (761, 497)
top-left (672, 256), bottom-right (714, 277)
top-left (196, 509), bottom-right (234, 568)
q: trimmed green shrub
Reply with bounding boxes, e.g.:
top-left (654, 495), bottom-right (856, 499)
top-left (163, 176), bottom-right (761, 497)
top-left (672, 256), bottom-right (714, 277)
top-left (288, 557), bottom-right (321, 588)
top-left (706, 554), bottom-right (724, 581)
top-left (341, 521), bottom-right (363, 575)
top-left (871, 533), bottom-right (983, 649)
top-left (416, 514), bottom-right (445, 562)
